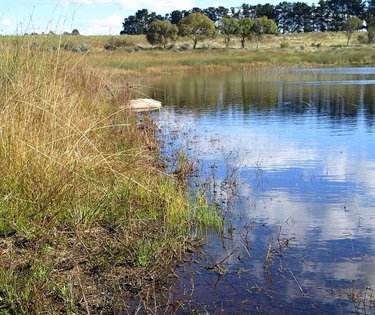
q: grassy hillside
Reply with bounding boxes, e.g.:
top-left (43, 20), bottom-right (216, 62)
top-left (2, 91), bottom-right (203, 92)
top-left (2, 32), bottom-right (374, 76)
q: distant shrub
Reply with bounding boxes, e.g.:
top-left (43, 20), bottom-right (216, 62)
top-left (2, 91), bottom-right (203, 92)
top-left (104, 36), bottom-right (132, 50)
top-left (72, 44), bottom-right (91, 52)
top-left (316, 42), bottom-right (322, 48)
top-left (357, 34), bottom-right (368, 44)
top-left (30, 42), bottom-right (39, 50)
top-left (104, 44), bottom-right (117, 51)
top-left (280, 42), bottom-right (289, 48)
top-left (126, 47), bottom-right (142, 53)
top-left (60, 43), bottom-right (73, 50)
top-left (179, 43), bottom-right (190, 51)
top-left (300, 45), bottom-right (305, 50)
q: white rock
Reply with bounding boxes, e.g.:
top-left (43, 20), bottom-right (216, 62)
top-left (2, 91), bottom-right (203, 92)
top-left (128, 99), bottom-right (162, 111)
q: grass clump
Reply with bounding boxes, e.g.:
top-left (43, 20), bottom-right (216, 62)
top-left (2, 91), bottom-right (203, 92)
top-left (0, 35), bottom-right (222, 314)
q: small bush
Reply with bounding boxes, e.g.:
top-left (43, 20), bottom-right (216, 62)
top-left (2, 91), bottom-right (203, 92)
top-left (72, 44), bottom-right (91, 52)
top-left (179, 43), bottom-right (190, 51)
top-left (280, 42), bottom-right (289, 48)
top-left (60, 42), bottom-right (73, 50)
top-left (357, 34), bottom-right (368, 44)
top-left (104, 44), bottom-right (117, 51)
top-left (105, 36), bottom-right (132, 49)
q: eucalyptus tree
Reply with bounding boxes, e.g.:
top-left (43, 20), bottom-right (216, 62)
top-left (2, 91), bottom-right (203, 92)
top-left (343, 16), bottom-right (363, 45)
top-left (178, 13), bottom-right (217, 49)
top-left (220, 17), bottom-right (239, 48)
top-left (146, 20), bottom-right (178, 48)
top-left (238, 17), bottom-right (255, 48)
top-left (253, 16), bottom-right (278, 49)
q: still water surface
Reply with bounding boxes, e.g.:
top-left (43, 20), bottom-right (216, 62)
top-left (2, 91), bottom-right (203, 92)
top-left (140, 67), bottom-right (375, 314)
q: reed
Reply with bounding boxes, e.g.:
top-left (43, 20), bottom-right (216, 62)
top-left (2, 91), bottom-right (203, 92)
top-left (0, 35), bottom-right (222, 313)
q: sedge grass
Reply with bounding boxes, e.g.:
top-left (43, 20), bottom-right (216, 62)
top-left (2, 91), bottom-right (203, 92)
top-left (0, 35), bottom-right (222, 314)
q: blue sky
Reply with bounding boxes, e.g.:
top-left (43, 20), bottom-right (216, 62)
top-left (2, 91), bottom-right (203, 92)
top-left (0, 1), bottom-right (314, 35)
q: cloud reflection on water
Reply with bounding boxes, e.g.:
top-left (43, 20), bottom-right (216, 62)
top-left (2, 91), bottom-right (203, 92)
top-left (152, 68), bottom-right (375, 313)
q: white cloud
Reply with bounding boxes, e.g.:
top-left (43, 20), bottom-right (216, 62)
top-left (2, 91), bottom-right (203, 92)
top-left (61, 0), bottom-right (195, 13)
top-left (116, 0), bottom-right (195, 14)
top-left (61, 0), bottom-right (112, 5)
top-left (1, 19), bottom-right (12, 26)
top-left (79, 15), bottom-right (124, 35)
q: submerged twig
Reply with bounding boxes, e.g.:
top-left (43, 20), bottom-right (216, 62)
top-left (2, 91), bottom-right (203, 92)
top-left (289, 268), bottom-right (304, 295)
top-left (218, 246), bottom-right (238, 266)
top-left (265, 236), bottom-right (273, 263)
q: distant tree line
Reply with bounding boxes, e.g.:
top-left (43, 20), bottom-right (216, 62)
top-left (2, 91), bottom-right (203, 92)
top-left (121, 0), bottom-right (375, 35)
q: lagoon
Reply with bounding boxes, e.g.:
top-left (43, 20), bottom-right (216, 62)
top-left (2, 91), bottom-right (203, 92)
top-left (140, 67), bottom-right (375, 314)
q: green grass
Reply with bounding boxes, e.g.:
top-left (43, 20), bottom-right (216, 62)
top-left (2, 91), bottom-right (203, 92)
top-left (0, 34), bottom-right (223, 314)
top-left (3, 32), bottom-right (374, 77)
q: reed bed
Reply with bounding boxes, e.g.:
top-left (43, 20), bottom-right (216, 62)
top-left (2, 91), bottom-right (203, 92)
top-left (0, 35), bottom-right (222, 314)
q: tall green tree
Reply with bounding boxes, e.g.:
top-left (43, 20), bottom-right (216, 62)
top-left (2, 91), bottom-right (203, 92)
top-left (366, 0), bottom-right (375, 21)
top-left (178, 13), bottom-right (217, 49)
top-left (203, 6), bottom-right (230, 22)
top-left (326, 0), bottom-right (365, 31)
top-left (167, 10), bottom-right (183, 24)
top-left (220, 17), bottom-right (239, 48)
top-left (291, 2), bottom-right (313, 32)
top-left (132, 9), bottom-right (150, 34)
top-left (239, 4), bottom-right (252, 18)
top-left (343, 16), bottom-right (363, 45)
top-left (275, 1), bottom-right (294, 33)
top-left (146, 20), bottom-right (178, 48)
top-left (121, 9), bottom-right (163, 35)
top-left (238, 17), bottom-right (255, 48)
top-left (255, 4), bottom-right (277, 20)
top-left (313, 0), bottom-right (330, 31)
top-left (253, 16), bottom-right (278, 49)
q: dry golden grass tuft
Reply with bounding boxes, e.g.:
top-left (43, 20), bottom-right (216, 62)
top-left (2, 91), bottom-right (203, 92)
top-left (0, 35), bottom-right (222, 314)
